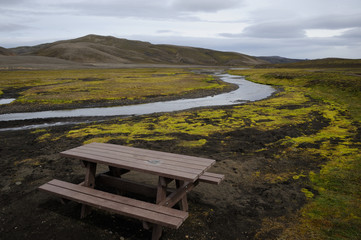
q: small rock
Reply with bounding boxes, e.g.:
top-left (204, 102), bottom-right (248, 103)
top-left (15, 181), bottom-right (22, 185)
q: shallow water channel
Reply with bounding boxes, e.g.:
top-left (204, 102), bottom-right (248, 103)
top-left (0, 98), bottom-right (16, 105)
top-left (0, 74), bottom-right (275, 130)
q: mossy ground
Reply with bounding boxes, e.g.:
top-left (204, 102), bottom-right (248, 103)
top-left (0, 68), bottom-right (232, 113)
top-left (230, 68), bottom-right (361, 240)
top-left (1, 67), bottom-right (360, 239)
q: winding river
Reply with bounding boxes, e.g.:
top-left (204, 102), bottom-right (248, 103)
top-left (0, 74), bottom-right (276, 130)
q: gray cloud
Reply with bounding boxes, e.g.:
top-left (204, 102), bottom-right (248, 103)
top-left (156, 30), bottom-right (177, 34)
top-left (36, 0), bottom-right (244, 19)
top-left (0, 0), bottom-right (25, 5)
top-left (0, 0), bottom-right (360, 59)
top-left (0, 23), bottom-right (29, 32)
top-left (306, 14), bottom-right (361, 29)
top-left (170, 0), bottom-right (242, 12)
top-left (135, 34), bottom-right (331, 59)
top-left (240, 22), bottom-right (306, 39)
top-left (0, 1), bottom-right (176, 20)
top-left (340, 27), bottom-right (361, 39)
top-left (56, 1), bottom-right (171, 18)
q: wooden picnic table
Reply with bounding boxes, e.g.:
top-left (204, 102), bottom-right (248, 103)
top-left (39, 142), bottom-right (224, 240)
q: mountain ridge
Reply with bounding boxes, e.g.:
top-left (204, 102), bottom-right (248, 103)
top-left (9, 34), bottom-right (267, 66)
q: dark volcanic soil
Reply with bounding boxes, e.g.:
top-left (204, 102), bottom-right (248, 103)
top-left (0, 99), bottom-right (330, 240)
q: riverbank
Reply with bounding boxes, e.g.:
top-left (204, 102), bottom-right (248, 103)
top-left (0, 68), bottom-right (236, 114)
top-left (0, 74), bottom-right (275, 123)
top-left (1, 67), bottom-right (360, 239)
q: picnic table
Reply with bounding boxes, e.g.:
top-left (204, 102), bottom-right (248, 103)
top-left (39, 142), bottom-right (224, 240)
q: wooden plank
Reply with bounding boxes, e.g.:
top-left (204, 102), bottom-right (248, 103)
top-left (198, 172), bottom-right (225, 185)
top-left (61, 150), bottom-right (198, 182)
top-left (202, 172), bottom-right (225, 178)
top-left (176, 180), bottom-right (189, 211)
top-left (65, 147), bottom-right (202, 175)
top-left (158, 181), bottom-right (198, 209)
top-left (89, 142), bottom-right (213, 162)
top-left (79, 145), bottom-right (208, 170)
top-left (86, 142), bottom-right (215, 166)
top-left (47, 179), bottom-right (187, 219)
top-left (39, 180), bottom-right (188, 229)
top-left (81, 162), bottom-right (97, 218)
top-left (97, 174), bottom-right (159, 198)
top-left (40, 183), bottom-right (182, 228)
top-left (156, 177), bottom-right (168, 205)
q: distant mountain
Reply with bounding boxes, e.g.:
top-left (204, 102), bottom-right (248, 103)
top-left (268, 58), bottom-right (361, 68)
top-left (257, 56), bottom-right (305, 64)
top-left (10, 34), bottom-right (267, 66)
top-left (0, 46), bottom-right (15, 56)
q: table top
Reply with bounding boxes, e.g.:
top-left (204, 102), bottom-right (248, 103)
top-left (60, 142), bottom-right (215, 182)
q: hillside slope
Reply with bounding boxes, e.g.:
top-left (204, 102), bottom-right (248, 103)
top-left (257, 56), bottom-right (304, 64)
top-left (0, 47), bottom-right (15, 56)
top-left (268, 58), bottom-right (361, 68)
top-left (10, 34), bottom-right (266, 66)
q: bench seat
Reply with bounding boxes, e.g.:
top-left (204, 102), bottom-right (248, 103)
top-left (198, 172), bottom-right (224, 185)
top-left (39, 179), bottom-right (188, 229)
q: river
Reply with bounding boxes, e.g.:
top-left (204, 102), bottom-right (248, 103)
top-left (0, 73), bottom-right (275, 130)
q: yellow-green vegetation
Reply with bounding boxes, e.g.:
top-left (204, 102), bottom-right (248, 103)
top-left (0, 68), bottom-right (229, 105)
top-left (63, 89), bottom-right (323, 147)
top-left (233, 68), bottom-right (361, 121)
top-left (230, 68), bottom-right (361, 239)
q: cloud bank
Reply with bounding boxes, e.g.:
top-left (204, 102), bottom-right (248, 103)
top-left (0, 0), bottom-right (360, 59)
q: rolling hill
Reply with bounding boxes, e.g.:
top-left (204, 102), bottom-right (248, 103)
top-left (268, 58), bottom-right (361, 68)
top-left (0, 47), bottom-right (15, 56)
top-left (9, 34), bottom-right (267, 66)
top-left (257, 56), bottom-right (305, 64)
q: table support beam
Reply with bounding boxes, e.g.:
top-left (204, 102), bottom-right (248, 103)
top-left (153, 177), bottom-right (173, 239)
top-left (81, 162), bottom-right (97, 218)
top-left (159, 181), bottom-right (198, 210)
top-left (176, 180), bottom-right (188, 211)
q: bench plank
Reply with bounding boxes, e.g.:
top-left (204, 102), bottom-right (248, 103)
top-left (39, 179), bottom-right (188, 229)
top-left (199, 172), bottom-right (225, 185)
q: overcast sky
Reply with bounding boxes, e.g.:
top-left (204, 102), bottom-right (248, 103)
top-left (1, 0), bottom-right (361, 59)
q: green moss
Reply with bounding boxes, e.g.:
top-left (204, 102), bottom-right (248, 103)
top-left (0, 68), bottom-right (230, 106)
top-left (230, 67), bottom-right (361, 240)
top-left (301, 188), bottom-right (315, 199)
top-left (178, 139), bottom-right (207, 148)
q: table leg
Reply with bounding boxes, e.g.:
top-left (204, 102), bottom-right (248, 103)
top-left (156, 176), bottom-right (168, 204)
top-left (152, 225), bottom-right (163, 240)
top-left (153, 176), bottom-right (172, 240)
top-left (176, 180), bottom-right (189, 211)
top-left (81, 161), bottom-right (97, 218)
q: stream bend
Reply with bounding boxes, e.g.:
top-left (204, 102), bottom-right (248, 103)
top-left (0, 74), bottom-right (276, 130)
